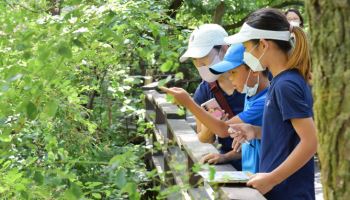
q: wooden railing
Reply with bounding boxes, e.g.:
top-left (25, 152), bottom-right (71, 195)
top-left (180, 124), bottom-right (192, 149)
top-left (143, 83), bottom-right (266, 200)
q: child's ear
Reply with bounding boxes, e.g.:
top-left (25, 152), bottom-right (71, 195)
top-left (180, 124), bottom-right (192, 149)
top-left (259, 39), bottom-right (269, 50)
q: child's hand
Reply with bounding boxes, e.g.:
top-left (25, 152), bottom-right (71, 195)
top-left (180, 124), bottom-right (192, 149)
top-left (228, 123), bottom-right (256, 152)
top-left (159, 87), bottom-right (191, 106)
top-left (247, 173), bottom-right (278, 195)
top-left (200, 153), bottom-right (227, 164)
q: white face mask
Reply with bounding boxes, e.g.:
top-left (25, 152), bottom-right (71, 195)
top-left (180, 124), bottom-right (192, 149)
top-left (197, 54), bottom-right (221, 82)
top-left (289, 20), bottom-right (301, 27)
top-left (243, 44), bottom-right (267, 72)
top-left (241, 70), bottom-right (259, 97)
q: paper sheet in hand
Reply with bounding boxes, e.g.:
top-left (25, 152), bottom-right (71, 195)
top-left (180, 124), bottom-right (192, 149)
top-left (198, 171), bottom-right (253, 183)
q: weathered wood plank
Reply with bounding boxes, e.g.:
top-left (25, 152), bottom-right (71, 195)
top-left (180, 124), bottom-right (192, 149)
top-left (165, 146), bottom-right (193, 200)
top-left (166, 146), bottom-right (189, 185)
top-left (166, 119), bottom-right (195, 147)
top-left (178, 133), bottom-right (222, 163)
top-left (144, 90), bottom-right (159, 103)
top-left (188, 187), bottom-right (212, 199)
top-left (161, 104), bottom-right (186, 119)
top-left (154, 124), bottom-right (167, 145)
top-left (142, 81), bottom-right (158, 91)
top-left (145, 110), bottom-right (156, 123)
top-left (151, 154), bottom-right (165, 182)
top-left (219, 186), bottom-right (266, 200)
top-left (144, 88), bottom-right (266, 200)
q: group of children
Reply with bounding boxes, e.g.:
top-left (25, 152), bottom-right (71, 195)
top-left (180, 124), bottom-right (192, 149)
top-left (160, 8), bottom-right (317, 200)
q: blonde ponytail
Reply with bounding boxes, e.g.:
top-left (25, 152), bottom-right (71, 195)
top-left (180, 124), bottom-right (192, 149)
top-left (286, 26), bottom-right (311, 82)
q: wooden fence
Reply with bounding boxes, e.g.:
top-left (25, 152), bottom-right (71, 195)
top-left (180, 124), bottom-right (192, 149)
top-left (143, 83), bottom-right (266, 200)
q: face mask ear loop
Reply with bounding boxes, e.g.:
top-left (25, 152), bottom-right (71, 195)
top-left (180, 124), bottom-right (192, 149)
top-left (249, 44), bottom-right (259, 53)
top-left (244, 69), bottom-right (252, 86)
top-left (258, 42), bottom-right (268, 60)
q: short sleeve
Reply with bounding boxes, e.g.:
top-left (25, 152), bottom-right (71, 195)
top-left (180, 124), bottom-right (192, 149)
top-left (275, 80), bottom-right (313, 121)
top-left (193, 81), bottom-right (211, 105)
top-left (238, 98), bottom-right (265, 126)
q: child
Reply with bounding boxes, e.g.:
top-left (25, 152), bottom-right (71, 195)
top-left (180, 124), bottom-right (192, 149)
top-left (179, 24), bottom-right (245, 170)
top-left (161, 43), bottom-right (270, 173)
top-left (227, 8), bottom-right (317, 199)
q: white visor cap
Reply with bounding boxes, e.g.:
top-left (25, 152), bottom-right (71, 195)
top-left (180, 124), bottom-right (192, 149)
top-left (224, 23), bottom-right (291, 44)
top-left (180, 24), bottom-right (228, 62)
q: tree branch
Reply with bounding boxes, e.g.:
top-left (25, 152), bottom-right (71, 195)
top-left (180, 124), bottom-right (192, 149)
top-left (167, 0), bottom-right (184, 19)
top-left (223, 0), bottom-right (304, 31)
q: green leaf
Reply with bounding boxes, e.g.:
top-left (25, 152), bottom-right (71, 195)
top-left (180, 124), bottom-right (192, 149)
top-left (57, 42), bottom-right (72, 58)
top-left (64, 183), bottom-right (83, 200)
top-left (91, 193), bottom-right (102, 199)
top-left (33, 171), bottom-right (44, 185)
top-left (86, 182), bottom-right (103, 188)
top-left (165, 94), bottom-right (174, 103)
top-left (121, 182), bottom-right (139, 199)
top-left (160, 60), bottom-right (173, 72)
top-left (209, 166), bottom-right (216, 181)
top-left (26, 101), bottom-right (38, 120)
top-left (158, 75), bottom-right (172, 87)
top-left (177, 107), bottom-right (185, 116)
top-left (175, 72), bottom-right (184, 81)
top-left (38, 45), bottom-right (51, 62)
top-left (115, 168), bottom-right (127, 189)
top-left (44, 100), bottom-right (58, 117)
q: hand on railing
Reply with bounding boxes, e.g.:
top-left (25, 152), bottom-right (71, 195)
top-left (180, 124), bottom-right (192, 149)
top-left (200, 153), bottom-right (228, 165)
top-left (247, 173), bottom-right (278, 195)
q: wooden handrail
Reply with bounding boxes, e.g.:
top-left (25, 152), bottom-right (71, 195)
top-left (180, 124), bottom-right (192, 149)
top-left (143, 85), bottom-right (266, 200)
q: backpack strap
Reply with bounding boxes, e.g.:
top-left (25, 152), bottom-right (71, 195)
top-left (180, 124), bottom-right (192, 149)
top-left (208, 81), bottom-right (235, 118)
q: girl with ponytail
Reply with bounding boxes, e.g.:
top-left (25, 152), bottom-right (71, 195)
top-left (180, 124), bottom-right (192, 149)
top-left (227, 8), bottom-right (317, 200)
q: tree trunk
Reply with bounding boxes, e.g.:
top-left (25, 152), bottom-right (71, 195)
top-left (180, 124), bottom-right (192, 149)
top-left (48, 0), bottom-right (60, 15)
top-left (306, 0), bottom-right (350, 199)
top-left (213, 1), bottom-right (225, 24)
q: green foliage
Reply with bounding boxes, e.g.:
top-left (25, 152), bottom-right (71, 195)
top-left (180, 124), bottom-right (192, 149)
top-left (0, 0), bottom-right (305, 199)
top-left (0, 0), bottom-right (171, 199)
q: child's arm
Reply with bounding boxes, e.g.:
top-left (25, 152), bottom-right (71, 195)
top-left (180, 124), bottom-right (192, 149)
top-left (246, 117), bottom-right (317, 194)
top-left (160, 87), bottom-right (236, 137)
top-left (201, 149), bottom-right (241, 164)
top-left (197, 122), bottom-right (216, 143)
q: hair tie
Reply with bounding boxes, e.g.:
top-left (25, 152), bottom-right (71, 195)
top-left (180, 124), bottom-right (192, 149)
top-left (289, 24), bottom-right (294, 32)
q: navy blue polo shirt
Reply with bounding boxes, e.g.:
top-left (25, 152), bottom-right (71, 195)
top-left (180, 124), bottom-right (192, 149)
top-left (193, 81), bottom-right (245, 167)
top-left (261, 69), bottom-right (315, 200)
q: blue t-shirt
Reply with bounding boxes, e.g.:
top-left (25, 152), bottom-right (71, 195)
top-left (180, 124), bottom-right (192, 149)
top-left (193, 81), bottom-right (245, 153)
top-left (261, 69), bottom-right (315, 200)
top-left (237, 88), bottom-right (267, 173)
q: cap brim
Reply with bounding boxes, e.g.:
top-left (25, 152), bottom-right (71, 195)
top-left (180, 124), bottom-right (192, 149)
top-left (210, 60), bottom-right (241, 74)
top-left (179, 46), bottom-right (213, 62)
top-left (224, 34), bottom-right (251, 45)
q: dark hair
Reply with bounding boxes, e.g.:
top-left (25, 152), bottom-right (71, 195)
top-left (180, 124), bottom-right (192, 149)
top-left (213, 45), bottom-right (222, 52)
top-left (285, 8), bottom-right (304, 27)
top-left (245, 8), bottom-right (311, 81)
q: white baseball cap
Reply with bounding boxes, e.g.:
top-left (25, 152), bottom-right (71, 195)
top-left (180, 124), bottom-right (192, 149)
top-left (179, 24), bottom-right (228, 62)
